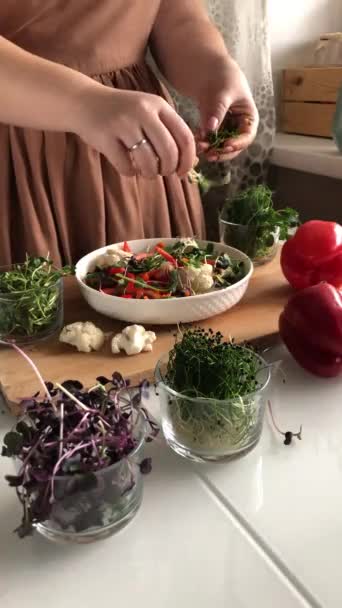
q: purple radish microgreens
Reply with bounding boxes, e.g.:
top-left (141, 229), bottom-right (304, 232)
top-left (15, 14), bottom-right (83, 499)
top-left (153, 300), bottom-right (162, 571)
top-left (1, 343), bottom-right (158, 538)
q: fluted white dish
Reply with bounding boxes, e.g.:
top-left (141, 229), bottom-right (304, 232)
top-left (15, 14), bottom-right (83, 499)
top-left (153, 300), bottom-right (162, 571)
top-left (75, 238), bottom-right (253, 325)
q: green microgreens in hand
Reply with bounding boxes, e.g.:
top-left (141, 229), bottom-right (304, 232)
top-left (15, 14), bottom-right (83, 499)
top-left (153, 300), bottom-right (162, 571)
top-left (207, 127), bottom-right (239, 151)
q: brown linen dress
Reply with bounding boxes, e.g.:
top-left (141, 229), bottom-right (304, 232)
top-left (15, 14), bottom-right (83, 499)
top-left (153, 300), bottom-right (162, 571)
top-left (0, 1), bottom-right (205, 266)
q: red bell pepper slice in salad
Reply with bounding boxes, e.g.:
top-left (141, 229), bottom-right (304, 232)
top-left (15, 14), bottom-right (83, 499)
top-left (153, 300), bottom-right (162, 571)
top-left (135, 252), bottom-right (152, 261)
top-left (155, 246), bottom-right (177, 266)
top-left (122, 241), bottom-right (132, 253)
top-left (107, 267), bottom-right (125, 276)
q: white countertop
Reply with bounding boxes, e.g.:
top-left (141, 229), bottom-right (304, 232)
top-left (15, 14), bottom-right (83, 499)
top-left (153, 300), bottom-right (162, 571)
top-left (198, 344), bottom-right (342, 608)
top-left (271, 133), bottom-right (342, 180)
top-left (1, 344), bottom-right (341, 608)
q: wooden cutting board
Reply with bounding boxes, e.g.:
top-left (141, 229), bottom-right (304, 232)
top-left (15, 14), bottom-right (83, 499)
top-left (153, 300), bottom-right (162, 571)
top-left (0, 249), bottom-right (292, 414)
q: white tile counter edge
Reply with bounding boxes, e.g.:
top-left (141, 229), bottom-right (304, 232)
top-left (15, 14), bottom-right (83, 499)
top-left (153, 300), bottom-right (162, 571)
top-left (196, 469), bottom-right (322, 608)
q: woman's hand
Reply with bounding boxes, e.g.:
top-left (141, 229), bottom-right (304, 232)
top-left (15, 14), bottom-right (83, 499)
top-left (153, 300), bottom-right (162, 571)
top-left (0, 37), bottom-right (196, 178)
top-left (196, 60), bottom-right (259, 162)
top-left (75, 86), bottom-right (197, 178)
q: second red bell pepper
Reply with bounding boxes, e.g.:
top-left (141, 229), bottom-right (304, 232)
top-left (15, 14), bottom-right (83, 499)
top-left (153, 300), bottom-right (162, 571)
top-left (281, 220), bottom-right (342, 290)
top-left (279, 282), bottom-right (342, 377)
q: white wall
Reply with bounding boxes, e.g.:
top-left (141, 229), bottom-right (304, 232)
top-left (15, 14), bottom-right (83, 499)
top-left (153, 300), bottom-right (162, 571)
top-left (269, 0), bottom-right (342, 100)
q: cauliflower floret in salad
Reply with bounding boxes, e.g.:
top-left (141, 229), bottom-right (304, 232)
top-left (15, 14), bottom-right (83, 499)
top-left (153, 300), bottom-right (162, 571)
top-left (179, 238), bottom-right (199, 250)
top-left (179, 263), bottom-right (214, 294)
top-left (96, 244), bottom-right (131, 268)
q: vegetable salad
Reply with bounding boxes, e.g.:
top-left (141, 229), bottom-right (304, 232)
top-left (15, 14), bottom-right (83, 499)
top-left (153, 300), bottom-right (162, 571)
top-left (85, 239), bottom-right (246, 300)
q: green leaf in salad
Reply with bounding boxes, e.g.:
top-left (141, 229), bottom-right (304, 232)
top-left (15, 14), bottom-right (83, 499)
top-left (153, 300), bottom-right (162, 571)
top-left (127, 254), bottom-right (164, 274)
top-left (115, 274), bottom-right (171, 294)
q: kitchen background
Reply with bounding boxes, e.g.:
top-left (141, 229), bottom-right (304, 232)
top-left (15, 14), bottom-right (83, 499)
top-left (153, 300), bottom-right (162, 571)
top-left (270, 0), bottom-right (342, 99)
top-left (191, 0), bottom-right (342, 239)
top-left (268, 0), bottom-right (342, 222)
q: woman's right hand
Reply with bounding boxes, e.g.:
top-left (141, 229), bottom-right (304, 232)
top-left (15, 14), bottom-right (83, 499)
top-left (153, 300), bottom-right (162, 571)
top-left (0, 36), bottom-right (195, 178)
top-left (75, 85), bottom-right (197, 178)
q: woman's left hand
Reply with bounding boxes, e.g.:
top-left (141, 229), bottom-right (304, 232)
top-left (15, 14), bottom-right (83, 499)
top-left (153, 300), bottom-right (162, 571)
top-left (196, 60), bottom-right (259, 162)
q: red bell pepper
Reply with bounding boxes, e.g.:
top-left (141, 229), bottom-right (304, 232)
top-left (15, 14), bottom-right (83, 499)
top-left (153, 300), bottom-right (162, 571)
top-left (122, 241), bottom-right (132, 253)
top-left (135, 252), bottom-right (153, 261)
top-left (115, 272), bottom-right (168, 298)
top-left (107, 267), bottom-right (125, 276)
top-left (143, 289), bottom-right (162, 299)
top-left (139, 272), bottom-right (150, 283)
top-left (149, 268), bottom-right (170, 283)
top-left (124, 272), bottom-right (137, 295)
top-left (124, 283), bottom-right (136, 295)
top-left (155, 246), bottom-right (177, 266)
top-left (281, 220), bottom-right (342, 290)
top-left (279, 282), bottom-right (342, 377)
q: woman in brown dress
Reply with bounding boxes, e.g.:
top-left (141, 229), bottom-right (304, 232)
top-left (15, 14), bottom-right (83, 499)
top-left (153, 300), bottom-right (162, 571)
top-left (0, 0), bottom-right (258, 266)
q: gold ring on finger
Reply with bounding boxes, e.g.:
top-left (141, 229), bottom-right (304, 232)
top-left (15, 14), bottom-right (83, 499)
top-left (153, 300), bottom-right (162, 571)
top-left (127, 138), bottom-right (149, 153)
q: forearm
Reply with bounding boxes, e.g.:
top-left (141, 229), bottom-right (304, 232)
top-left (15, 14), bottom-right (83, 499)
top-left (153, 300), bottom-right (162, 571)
top-left (0, 36), bottom-right (98, 132)
top-left (151, 0), bottom-right (234, 102)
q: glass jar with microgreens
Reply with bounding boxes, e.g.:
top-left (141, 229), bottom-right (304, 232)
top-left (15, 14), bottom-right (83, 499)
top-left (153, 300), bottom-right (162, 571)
top-left (155, 328), bottom-right (272, 463)
top-left (219, 185), bottom-right (299, 266)
top-left (0, 256), bottom-right (72, 344)
top-left (37, 407), bottom-right (147, 544)
top-left (2, 368), bottom-right (158, 544)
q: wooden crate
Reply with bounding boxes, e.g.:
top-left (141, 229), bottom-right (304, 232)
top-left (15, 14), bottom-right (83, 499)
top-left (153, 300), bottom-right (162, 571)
top-left (282, 67), bottom-right (342, 138)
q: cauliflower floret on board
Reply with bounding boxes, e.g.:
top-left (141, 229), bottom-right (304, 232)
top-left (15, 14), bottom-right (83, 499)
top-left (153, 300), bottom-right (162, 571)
top-left (112, 325), bottom-right (156, 356)
top-left (59, 322), bottom-right (105, 353)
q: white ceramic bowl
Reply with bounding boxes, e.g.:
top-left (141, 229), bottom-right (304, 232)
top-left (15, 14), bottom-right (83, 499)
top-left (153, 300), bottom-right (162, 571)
top-left (75, 238), bottom-right (253, 325)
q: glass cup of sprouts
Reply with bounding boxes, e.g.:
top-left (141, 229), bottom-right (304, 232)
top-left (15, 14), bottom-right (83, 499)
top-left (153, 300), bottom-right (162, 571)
top-left (37, 407), bottom-right (147, 544)
top-left (219, 185), bottom-right (299, 266)
top-left (219, 219), bottom-right (280, 267)
top-left (155, 329), bottom-right (272, 463)
top-left (3, 375), bottom-right (156, 544)
top-left (0, 257), bottom-right (68, 344)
